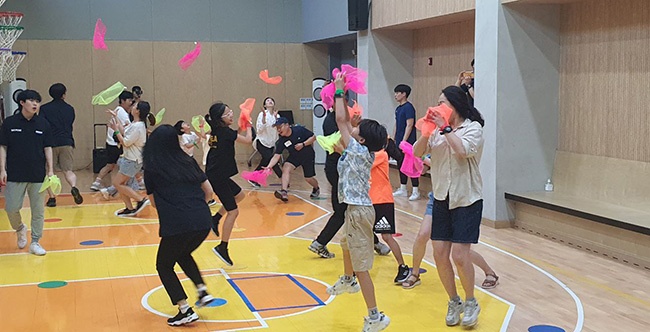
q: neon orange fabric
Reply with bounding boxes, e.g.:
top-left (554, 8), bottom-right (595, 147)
top-left (369, 150), bottom-right (393, 204)
top-left (259, 70), bottom-right (283, 85)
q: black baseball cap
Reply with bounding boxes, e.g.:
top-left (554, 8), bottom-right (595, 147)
top-left (273, 117), bottom-right (290, 126)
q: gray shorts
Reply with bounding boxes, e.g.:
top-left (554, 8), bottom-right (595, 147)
top-left (117, 157), bottom-right (142, 178)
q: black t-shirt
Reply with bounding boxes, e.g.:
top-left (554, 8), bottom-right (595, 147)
top-left (40, 99), bottom-right (75, 147)
top-left (0, 112), bottom-right (54, 183)
top-left (274, 125), bottom-right (315, 158)
top-left (145, 170), bottom-right (212, 237)
top-left (206, 126), bottom-right (238, 178)
top-left (322, 111), bottom-right (341, 171)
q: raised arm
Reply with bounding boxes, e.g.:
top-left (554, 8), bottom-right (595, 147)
top-left (333, 73), bottom-right (352, 148)
top-left (236, 126), bottom-right (253, 144)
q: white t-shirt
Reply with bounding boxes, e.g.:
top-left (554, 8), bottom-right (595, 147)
top-left (121, 121), bottom-right (147, 163)
top-left (256, 111), bottom-right (279, 148)
top-left (106, 106), bottom-right (130, 146)
top-left (180, 132), bottom-right (199, 157)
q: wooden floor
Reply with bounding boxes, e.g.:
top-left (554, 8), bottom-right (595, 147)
top-left (1, 162), bottom-right (649, 331)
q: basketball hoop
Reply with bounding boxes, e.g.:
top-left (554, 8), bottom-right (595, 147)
top-left (3, 51), bottom-right (25, 82)
top-left (0, 48), bottom-right (10, 83)
top-left (0, 12), bottom-right (23, 27)
top-left (0, 25), bottom-right (23, 49)
top-left (0, 1), bottom-right (6, 9)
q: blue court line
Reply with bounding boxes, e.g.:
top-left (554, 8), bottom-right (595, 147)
top-left (255, 303), bottom-right (322, 312)
top-left (230, 274), bottom-right (287, 281)
top-left (227, 274), bottom-right (326, 312)
top-left (227, 279), bottom-right (256, 312)
top-left (285, 274), bottom-right (326, 306)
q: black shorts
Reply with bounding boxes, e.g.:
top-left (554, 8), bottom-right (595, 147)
top-left (285, 153), bottom-right (316, 178)
top-left (207, 175), bottom-right (242, 212)
top-left (106, 143), bottom-right (123, 164)
top-left (373, 203), bottom-right (395, 234)
top-left (431, 198), bottom-right (482, 243)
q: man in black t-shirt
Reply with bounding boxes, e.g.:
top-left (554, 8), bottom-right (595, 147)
top-left (265, 117), bottom-right (320, 202)
top-left (0, 90), bottom-right (54, 256)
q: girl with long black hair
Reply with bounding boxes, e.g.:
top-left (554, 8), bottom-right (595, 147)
top-left (143, 125), bottom-right (216, 326)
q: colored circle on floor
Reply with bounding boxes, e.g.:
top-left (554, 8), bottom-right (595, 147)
top-left (311, 197), bottom-right (327, 200)
top-left (392, 233), bottom-right (403, 237)
top-left (528, 326), bottom-right (566, 332)
top-left (80, 240), bottom-right (104, 246)
top-left (286, 212), bottom-right (305, 216)
top-left (44, 218), bottom-right (62, 223)
top-left (195, 298), bottom-right (227, 308)
top-left (269, 183), bottom-right (282, 187)
top-left (38, 281), bottom-right (68, 289)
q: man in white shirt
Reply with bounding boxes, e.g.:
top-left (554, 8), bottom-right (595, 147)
top-left (91, 91), bottom-right (133, 191)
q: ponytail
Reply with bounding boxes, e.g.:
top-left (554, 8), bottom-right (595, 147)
top-left (469, 107), bottom-right (485, 127)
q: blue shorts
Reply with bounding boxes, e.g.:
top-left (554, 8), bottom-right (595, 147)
top-left (430, 197), bottom-right (483, 244)
top-left (117, 157), bottom-right (142, 178)
top-left (425, 192), bottom-right (434, 216)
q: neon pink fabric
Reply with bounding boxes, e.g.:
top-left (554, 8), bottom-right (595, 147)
top-left (93, 19), bottom-right (108, 50)
top-left (178, 42), bottom-right (201, 70)
top-left (399, 141), bottom-right (424, 178)
top-left (241, 169), bottom-right (272, 186)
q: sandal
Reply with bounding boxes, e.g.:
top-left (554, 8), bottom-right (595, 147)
top-left (401, 274), bottom-right (421, 289)
top-left (481, 273), bottom-right (499, 289)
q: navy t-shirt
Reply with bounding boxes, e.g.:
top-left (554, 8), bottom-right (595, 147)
top-left (0, 112), bottom-right (54, 183)
top-left (395, 101), bottom-right (416, 145)
top-left (274, 125), bottom-right (315, 157)
top-left (145, 170), bottom-right (212, 237)
top-left (206, 126), bottom-right (238, 178)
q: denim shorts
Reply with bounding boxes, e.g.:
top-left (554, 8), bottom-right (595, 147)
top-left (117, 157), bottom-right (142, 178)
top-left (430, 197), bottom-right (483, 244)
top-left (425, 192), bottom-right (434, 216)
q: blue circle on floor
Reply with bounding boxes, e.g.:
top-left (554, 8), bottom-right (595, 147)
top-left (80, 240), bottom-right (104, 246)
top-left (38, 281), bottom-right (68, 289)
top-left (286, 212), bottom-right (305, 216)
top-left (529, 326), bottom-right (566, 332)
top-left (195, 298), bottom-right (227, 307)
top-left (409, 268), bottom-right (427, 274)
top-left (269, 183), bottom-right (282, 187)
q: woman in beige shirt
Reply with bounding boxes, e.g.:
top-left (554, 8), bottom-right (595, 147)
top-left (413, 85), bottom-right (484, 328)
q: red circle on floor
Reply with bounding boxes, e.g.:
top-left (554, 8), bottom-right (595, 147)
top-left (44, 218), bottom-right (62, 223)
top-left (392, 233), bottom-right (403, 237)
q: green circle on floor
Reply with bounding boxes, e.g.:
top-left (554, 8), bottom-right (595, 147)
top-left (38, 281), bottom-right (68, 289)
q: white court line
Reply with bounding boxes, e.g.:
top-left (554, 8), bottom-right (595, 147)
top-left (395, 207), bottom-right (584, 332)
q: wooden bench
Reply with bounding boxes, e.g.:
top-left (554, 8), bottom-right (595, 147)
top-left (506, 151), bottom-right (650, 270)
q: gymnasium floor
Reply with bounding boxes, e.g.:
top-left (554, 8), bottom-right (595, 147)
top-left (1, 166), bottom-right (649, 331)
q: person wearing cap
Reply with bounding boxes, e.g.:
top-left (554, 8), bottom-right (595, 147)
top-left (265, 117), bottom-right (320, 202)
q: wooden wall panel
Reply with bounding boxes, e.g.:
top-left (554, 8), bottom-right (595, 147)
top-left (412, 21), bottom-right (475, 120)
top-left (372, 0), bottom-right (475, 30)
top-left (559, 0), bottom-right (650, 162)
top-left (5, 40), bottom-right (328, 168)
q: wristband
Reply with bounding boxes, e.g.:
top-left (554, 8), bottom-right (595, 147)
top-left (114, 130), bottom-right (120, 135)
top-left (335, 89), bottom-right (344, 95)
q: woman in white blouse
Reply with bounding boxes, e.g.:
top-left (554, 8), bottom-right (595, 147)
top-left (108, 101), bottom-right (151, 217)
top-left (413, 85), bottom-right (485, 328)
top-left (252, 97), bottom-right (282, 186)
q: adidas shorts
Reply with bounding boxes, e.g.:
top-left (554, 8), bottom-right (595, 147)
top-left (373, 203), bottom-right (395, 234)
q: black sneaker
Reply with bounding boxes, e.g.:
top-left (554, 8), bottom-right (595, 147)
top-left (394, 264), bottom-right (411, 284)
top-left (197, 290), bottom-right (215, 308)
top-left (132, 197), bottom-right (150, 215)
top-left (71, 187), bottom-right (84, 205)
top-left (274, 190), bottom-right (289, 202)
top-left (310, 187), bottom-right (320, 198)
top-left (117, 208), bottom-right (136, 217)
top-left (211, 215), bottom-right (220, 237)
top-left (248, 180), bottom-right (261, 188)
top-left (167, 307), bottom-right (199, 326)
top-left (212, 244), bottom-right (233, 266)
top-left (46, 197), bottom-right (57, 207)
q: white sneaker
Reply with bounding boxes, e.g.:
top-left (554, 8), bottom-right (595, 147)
top-left (374, 242), bottom-right (391, 256)
top-left (100, 188), bottom-right (110, 200)
top-left (29, 242), bottom-right (47, 256)
top-left (327, 276), bottom-right (360, 295)
top-left (90, 181), bottom-right (102, 191)
top-left (409, 191), bottom-right (421, 201)
top-left (461, 298), bottom-right (480, 327)
top-left (392, 188), bottom-right (408, 197)
top-left (363, 313), bottom-right (390, 332)
top-left (16, 225), bottom-right (27, 249)
top-left (446, 298), bottom-right (464, 326)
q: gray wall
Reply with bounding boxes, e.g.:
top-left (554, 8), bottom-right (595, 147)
top-left (3, 0), bottom-right (303, 43)
top-left (302, 0), bottom-right (354, 42)
top-left (476, 1), bottom-right (561, 222)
